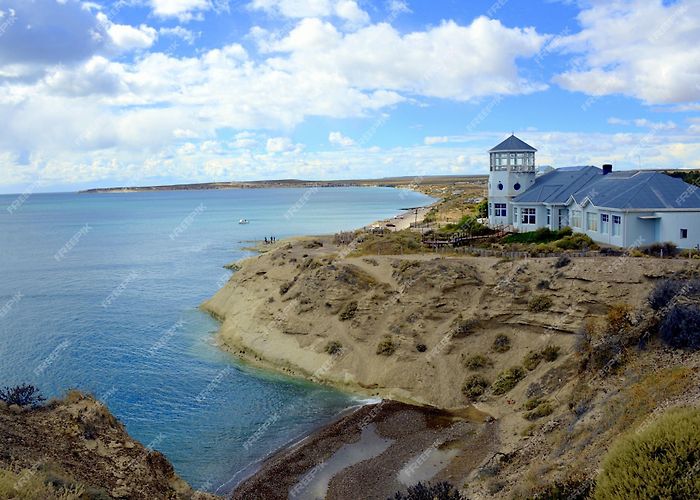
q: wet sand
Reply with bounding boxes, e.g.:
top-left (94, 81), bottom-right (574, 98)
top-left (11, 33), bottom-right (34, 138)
top-left (230, 400), bottom-right (497, 500)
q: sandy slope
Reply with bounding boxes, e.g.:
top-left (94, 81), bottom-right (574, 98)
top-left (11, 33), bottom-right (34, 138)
top-left (202, 236), bottom-right (696, 411)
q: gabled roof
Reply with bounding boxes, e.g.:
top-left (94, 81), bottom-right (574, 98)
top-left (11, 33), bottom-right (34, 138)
top-left (489, 135), bottom-right (537, 153)
top-left (569, 171), bottom-right (700, 209)
top-left (512, 166), bottom-right (601, 204)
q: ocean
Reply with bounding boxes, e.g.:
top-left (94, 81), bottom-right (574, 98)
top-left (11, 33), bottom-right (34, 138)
top-left (0, 187), bottom-right (433, 493)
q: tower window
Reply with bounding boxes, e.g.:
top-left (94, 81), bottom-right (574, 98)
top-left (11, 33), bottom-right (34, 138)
top-left (494, 203), bottom-right (507, 217)
top-left (514, 183), bottom-right (521, 191)
top-left (498, 183), bottom-right (503, 190)
top-left (681, 228), bottom-right (688, 239)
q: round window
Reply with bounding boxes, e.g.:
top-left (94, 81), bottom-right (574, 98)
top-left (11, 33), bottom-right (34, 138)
top-left (498, 183), bottom-right (503, 190)
top-left (514, 183), bottom-right (521, 191)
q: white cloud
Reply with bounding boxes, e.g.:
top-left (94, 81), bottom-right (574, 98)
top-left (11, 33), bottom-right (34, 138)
top-left (159, 26), bottom-right (199, 45)
top-left (266, 137), bottom-right (296, 153)
top-left (149, 0), bottom-right (215, 21)
top-left (329, 131), bottom-right (355, 147)
top-left (107, 23), bottom-right (158, 51)
top-left (553, 0), bottom-right (700, 104)
top-left (262, 16), bottom-right (548, 100)
top-left (607, 117), bottom-right (677, 130)
top-left (424, 136), bottom-right (449, 145)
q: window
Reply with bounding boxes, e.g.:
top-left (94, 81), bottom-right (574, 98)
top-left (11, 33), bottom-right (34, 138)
top-left (513, 207), bottom-right (518, 222)
top-left (488, 203), bottom-right (492, 216)
top-left (586, 212), bottom-right (598, 232)
top-left (547, 208), bottom-right (551, 225)
top-left (601, 214), bottom-right (609, 234)
top-left (612, 215), bottom-right (621, 236)
top-left (495, 203), bottom-right (507, 217)
top-left (571, 210), bottom-right (582, 228)
top-left (681, 228), bottom-right (688, 239)
top-left (514, 182), bottom-right (521, 191)
top-left (521, 208), bottom-right (536, 225)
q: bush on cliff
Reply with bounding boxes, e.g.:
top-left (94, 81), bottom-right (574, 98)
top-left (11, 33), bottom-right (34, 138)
top-left (594, 407), bottom-right (700, 499)
top-left (390, 481), bottom-right (466, 500)
top-left (376, 337), bottom-right (397, 356)
top-left (528, 295), bottom-right (553, 313)
top-left (659, 303), bottom-right (700, 350)
top-left (0, 384), bottom-right (45, 408)
top-left (462, 375), bottom-right (489, 400)
top-left (492, 367), bottom-right (526, 395)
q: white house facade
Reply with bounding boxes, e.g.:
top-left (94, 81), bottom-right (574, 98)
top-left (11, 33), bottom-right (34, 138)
top-left (487, 135), bottom-right (700, 249)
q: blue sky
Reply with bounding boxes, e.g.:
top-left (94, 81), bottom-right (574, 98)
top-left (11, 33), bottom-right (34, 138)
top-left (0, 0), bottom-right (699, 192)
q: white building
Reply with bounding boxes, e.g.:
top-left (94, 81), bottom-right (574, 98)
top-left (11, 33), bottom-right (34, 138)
top-left (487, 135), bottom-right (700, 249)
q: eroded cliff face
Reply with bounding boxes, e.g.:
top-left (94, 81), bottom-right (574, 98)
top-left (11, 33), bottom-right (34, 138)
top-left (0, 391), bottom-right (212, 499)
top-left (202, 236), bottom-right (695, 411)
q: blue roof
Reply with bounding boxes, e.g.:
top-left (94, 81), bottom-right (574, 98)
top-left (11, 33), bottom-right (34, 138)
top-left (569, 171), bottom-right (700, 209)
top-left (489, 135), bottom-right (537, 153)
top-left (513, 166), bottom-right (601, 204)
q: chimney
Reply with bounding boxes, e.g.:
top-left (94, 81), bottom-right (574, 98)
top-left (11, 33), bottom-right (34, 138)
top-left (603, 164), bottom-right (613, 175)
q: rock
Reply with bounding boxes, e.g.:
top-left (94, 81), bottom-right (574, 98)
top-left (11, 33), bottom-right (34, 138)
top-left (8, 404), bottom-right (23, 414)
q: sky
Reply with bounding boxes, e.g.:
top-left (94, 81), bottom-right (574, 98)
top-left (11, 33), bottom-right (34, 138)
top-left (0, 0), bottom-right (699, 193)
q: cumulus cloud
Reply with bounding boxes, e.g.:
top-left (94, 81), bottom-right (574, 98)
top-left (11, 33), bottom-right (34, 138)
top-left (249, 0), bottom-right (369, 26)
top-left (552, 0), bottom-right (700, 104)
top-left (329, 131), bottom-right (355, 147)
top-left (106, 22), bottom-right (158, 51)
top-left (149, 0), bottom-right (227, 21)
top-left (261, 16), bottom-right (548, 100)
top-left (266, 137), bottom-right (297, 153)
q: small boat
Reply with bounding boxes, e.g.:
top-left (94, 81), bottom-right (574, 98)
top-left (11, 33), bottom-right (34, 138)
top-left (238, 219), bottom-right (250, 224)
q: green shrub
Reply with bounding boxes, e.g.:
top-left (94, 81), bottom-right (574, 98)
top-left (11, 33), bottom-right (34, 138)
top-left (338, 301), bottom-right (358, 321)
top-left (453, 318), bottom-right (478, 338)
top-left (492, 367), bottom-right (526, 395)
top-left (464, 354), bottom-right (492, 370)
top-left (462, 375), bottom-right (490, 400)
top-left (659, 304), bottom-right (700, 350)
top-left (542, 344), bottom-right (560, 362)
top-left (523, 351), bottom-right (543, 371)
top-left (639, 242), bottom-right (678, 257)
top-left (528, 295), bottom-right (553, 312)
top-left (648, 279), bottom-right (700, 311)
top-left (492, 334), bottom-right (511, 353)
top-left (555, 233), bottom-right (597, 250)
top-left (527, 475), bottom-right (594, 500)
top-left (594, 407), bottom-right (700, 499)
top-left (324, 341), bottom-right (344, 355)
top-left (524, 401), bottom-right (554, 421)
top-left (376, 336), bottom-right (397, 356)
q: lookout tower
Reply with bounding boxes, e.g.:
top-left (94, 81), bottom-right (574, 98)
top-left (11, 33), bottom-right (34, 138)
top-left (487, 134), bottom-right (537, 227)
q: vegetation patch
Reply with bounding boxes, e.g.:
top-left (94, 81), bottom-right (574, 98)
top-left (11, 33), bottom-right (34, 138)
top-left (659, 303), bottom-right (700, 350)
top-left (502, 227), bottom-right (571, 245)
top-left (0, 384), bottom-right (45, 408)
top-left (415, 343), bottom-right (427, 353)
top-left (376, 336), bottom-right (398, 356)
top-left (528, 295), bottom-right (553, 312)
top-left (594, 407), bottom-right (700, 499)
top-left (351, 230), bottom-right (423, 256)
top-left (338, 301), bottom-right (358, 321)
top-left (492, 334), bottom-right (511, 353)
top-left (324, 341), bottom-right (344, 355)
top-left (462, 375), bottom-right (490, 401)
top-left (523, 400), bottom-right (554, 421)
top-left (453, 317), bottom-right (478, 338)
top-left (391, 481), bottom-right (466, 500)
top-left (492, 367), bottom-right (526, 395)
top-left (463, 354), bottom-right (492, 371)
top-left (526, 475), bottom-right (594, 500)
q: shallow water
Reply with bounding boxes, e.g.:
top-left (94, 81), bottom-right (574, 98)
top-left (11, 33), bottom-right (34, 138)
top-left (290, 423), bottom-right (394, 500)
top-left (0, 187), bottom-right (433, 491)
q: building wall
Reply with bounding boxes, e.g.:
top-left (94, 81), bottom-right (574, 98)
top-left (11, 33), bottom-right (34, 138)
top-left (657, 212), bottom-right (700, 249)
top-left (488, 170), bottom-right (536, 227)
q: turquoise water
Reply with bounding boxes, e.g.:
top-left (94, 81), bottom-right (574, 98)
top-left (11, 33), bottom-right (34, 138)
top-left (0, 187), bottom-right (433, 492)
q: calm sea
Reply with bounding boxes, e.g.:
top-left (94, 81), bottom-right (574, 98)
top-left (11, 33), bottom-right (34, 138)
top-left (0, 187), bottom-right (433, 492)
